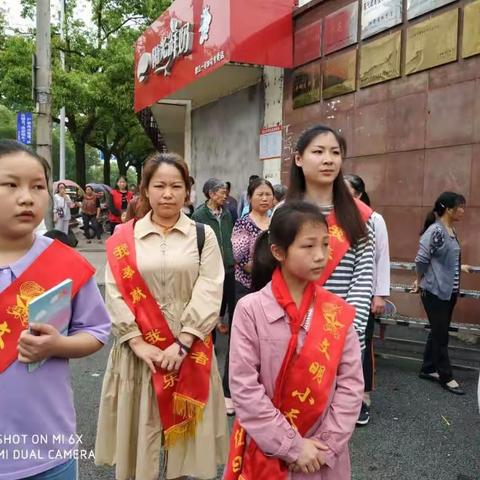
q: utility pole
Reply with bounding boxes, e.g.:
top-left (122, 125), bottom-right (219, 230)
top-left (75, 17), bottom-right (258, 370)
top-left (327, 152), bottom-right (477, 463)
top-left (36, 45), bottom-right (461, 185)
top-left (35, 0), bottom-right (53, 229)
top-left (59, 0), bottom-right (66, 180)
top-left (35, 0), bottom-right (52, 168)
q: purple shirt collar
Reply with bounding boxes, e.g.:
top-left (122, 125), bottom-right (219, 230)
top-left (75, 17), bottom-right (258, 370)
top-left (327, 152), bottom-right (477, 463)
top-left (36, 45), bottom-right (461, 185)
top-left (0, 235), bottom-right (52, 283)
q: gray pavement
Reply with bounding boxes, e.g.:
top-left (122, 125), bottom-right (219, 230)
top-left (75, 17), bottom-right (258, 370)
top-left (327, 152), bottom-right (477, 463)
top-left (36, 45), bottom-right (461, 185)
top-left (72, 245), bottom-right (480, 480)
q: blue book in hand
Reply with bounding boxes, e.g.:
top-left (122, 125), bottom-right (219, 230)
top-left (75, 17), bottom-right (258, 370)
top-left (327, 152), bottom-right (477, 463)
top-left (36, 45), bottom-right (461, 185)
top-left (27, 279), bottom-right (73, 373)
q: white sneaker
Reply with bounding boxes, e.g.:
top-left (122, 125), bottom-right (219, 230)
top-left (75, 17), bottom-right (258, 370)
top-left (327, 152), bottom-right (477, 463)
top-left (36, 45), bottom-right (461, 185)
top-left (225, 397), bottom-right (235, 416)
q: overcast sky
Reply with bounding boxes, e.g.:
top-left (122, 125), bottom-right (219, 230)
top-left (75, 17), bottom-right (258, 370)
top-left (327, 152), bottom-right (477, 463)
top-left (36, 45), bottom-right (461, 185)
top-left (0, 0), bottom-right (92, 33)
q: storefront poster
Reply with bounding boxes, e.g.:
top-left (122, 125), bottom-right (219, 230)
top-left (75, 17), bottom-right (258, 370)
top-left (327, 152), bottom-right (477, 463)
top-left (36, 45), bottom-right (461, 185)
top-left (463, 0), bottom-right (480, 58)
top-left (262, 158), bottom-right (282, 184)
top-left (406, 9), bottom-right (458, 75)
top-left (322, 49), bottom-right (357, 100)
top-left (361, 0), bottom-right (403, 39)
top-left (294, 21), bottom-right (322, 66)
top-left (407, 0), bottom-right (456, 20)
top-left (260, 126), bottom-right (283, 160)
top-left (292, 62), bottom-right (322, 109)
top-left (323, 2), bottom-right (358, 55)
top-left (360, 31), bottom-right (401, 87)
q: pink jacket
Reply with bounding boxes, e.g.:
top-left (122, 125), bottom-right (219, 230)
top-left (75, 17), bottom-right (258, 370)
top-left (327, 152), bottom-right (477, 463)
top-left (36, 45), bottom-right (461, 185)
top-left (229, 283), bottom-right (364, 480)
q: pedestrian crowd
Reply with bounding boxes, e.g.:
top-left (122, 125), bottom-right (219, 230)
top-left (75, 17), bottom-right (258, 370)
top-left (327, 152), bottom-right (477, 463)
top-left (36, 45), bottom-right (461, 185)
top-left (0, 128), bottom-right (475, 480)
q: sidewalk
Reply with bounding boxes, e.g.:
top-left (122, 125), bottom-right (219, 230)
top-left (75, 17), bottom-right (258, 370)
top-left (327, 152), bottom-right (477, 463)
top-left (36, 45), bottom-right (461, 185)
top-left (75, 228), bottom-right (107, 286)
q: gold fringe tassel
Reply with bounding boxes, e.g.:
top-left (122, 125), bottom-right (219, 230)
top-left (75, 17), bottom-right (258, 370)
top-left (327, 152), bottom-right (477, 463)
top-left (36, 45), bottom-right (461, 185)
top-left (163, 394), bottom-right (205, 449)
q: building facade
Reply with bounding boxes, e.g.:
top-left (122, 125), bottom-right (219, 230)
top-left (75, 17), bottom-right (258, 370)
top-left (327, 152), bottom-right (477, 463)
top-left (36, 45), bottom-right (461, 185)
top-left (135, 0), bottom-right (480, 324)
top-left (284, 0), bottom-right (480, 324)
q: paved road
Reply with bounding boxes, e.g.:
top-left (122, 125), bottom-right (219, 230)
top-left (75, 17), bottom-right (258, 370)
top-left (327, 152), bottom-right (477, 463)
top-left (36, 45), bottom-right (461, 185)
top-left (72, 244), bottom-right (480, 479)
top-left (71, 333), bottom-right (480, 480)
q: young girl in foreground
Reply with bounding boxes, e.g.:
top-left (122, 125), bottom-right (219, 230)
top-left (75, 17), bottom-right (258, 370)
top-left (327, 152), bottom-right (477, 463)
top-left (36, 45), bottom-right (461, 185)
top-left (0, 140), bottom-right (110, 480)
top-left (225, 202), bottom-right (364, 480)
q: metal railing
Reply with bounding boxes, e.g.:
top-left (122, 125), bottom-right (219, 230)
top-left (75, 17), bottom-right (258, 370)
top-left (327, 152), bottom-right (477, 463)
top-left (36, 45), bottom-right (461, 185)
top-left (378, 262), bottom-right (480, 335)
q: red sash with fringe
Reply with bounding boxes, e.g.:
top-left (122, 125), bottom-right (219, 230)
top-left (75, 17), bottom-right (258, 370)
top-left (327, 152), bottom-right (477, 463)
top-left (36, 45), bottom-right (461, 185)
top-left (0, 240), bottom-right (94, 373)
top-left (106, 220), bottom-right (212, 448)
top-left (225, 268), bottom-right (355, 480)
top-left (317, 199), bottom-right (372, 286)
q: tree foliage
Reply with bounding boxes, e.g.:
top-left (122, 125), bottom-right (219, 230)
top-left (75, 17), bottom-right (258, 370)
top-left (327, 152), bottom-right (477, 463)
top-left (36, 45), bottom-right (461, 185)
top-left (0, 0), bottom-right (172, 186)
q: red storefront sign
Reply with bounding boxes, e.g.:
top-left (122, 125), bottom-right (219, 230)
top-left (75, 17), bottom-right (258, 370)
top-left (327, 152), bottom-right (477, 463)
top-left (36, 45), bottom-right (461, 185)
top-left (134, 0), bottom-right (295, 112)
top-left (294, 20), bottom-right (322, 66)
top-left (323, 2), bottom-right (358, 55)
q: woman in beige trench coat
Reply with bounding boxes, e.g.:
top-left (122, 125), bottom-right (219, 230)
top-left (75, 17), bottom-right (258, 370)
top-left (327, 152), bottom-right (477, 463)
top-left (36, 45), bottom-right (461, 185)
top-left (95, 153), bottom-right (229, 480)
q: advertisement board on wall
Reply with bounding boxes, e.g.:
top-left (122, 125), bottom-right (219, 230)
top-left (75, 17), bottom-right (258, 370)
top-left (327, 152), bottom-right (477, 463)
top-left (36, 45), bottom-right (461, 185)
top-left (463, 0), bottom-right (480, 58)
top-left (322, 49), bottom-right (357, 99)
top-left (407, 0), bottom-right (456, 20)
top-left (360, 31), bottom-right (401, 87)
top-left (292, 62), bottom-right (322, 108)
top-left (294, 21), bottom-right (322, 66)
top-left (259, 126), bottom-right (283, 160)
top-left (361, 0), bottom-right (403, 39)
top-left (406, 9), bottom-right (458, 75)
top-left (323, 2), bottom-right (358, 55)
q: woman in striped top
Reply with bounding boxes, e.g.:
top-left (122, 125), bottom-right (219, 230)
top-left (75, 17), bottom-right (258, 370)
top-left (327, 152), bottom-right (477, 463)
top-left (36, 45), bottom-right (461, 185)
top-left (286, 125), bottom-right (376, 351)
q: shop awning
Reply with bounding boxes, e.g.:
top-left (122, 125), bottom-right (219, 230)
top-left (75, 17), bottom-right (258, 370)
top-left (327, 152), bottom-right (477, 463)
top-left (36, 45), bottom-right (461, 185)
top-left (134, 0), bottom-right (295, 112)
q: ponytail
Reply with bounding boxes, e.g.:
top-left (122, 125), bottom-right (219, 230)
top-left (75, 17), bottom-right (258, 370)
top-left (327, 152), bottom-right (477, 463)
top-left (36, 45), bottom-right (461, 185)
top-left (251, 231), bottom-right (277, 292)
top-left (421, 210), bottom-right (437, 235)
top-left (344, 173), bottom-right (371, 207)
top-left (420, 191), bottom-right (466, 235)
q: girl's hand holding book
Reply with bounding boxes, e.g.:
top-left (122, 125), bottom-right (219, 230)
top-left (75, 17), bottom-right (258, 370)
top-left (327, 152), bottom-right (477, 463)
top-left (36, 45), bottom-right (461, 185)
top-left (289, 438), bottom-right (328, 474)
top-left (17, 323), bottom-right (62, 364)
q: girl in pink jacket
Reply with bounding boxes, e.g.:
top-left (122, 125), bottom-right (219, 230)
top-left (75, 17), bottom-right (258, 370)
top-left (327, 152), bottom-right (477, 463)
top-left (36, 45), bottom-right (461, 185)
top-left (225, 201), bottom-right (364, 480)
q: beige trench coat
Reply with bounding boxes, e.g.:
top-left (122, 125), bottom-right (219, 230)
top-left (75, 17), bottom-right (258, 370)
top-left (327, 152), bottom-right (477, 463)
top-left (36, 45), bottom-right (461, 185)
top-left (95, 212), bottom-right (229, 480)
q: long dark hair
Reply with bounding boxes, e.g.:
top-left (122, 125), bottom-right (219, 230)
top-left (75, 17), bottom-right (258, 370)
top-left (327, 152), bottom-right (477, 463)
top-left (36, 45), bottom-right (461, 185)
top-left (116, 175), bottom-right (128, 191)
top-left (251, 201), bottom-right (327, 292)
top-left (344, 174), bottom-right (371, 206)
top-left (287, 125), bottom-right (367, 245)
top-left (0, 139), bottom-right (51, 185)
top-left (421, 191), bottom-right (466, 234)
top-left (137, 152), bottom-right (191, 218)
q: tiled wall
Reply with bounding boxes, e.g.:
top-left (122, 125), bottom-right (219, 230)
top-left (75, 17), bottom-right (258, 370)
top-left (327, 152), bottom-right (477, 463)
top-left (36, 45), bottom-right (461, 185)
top-left (282, 42), bottom-right (480, 325)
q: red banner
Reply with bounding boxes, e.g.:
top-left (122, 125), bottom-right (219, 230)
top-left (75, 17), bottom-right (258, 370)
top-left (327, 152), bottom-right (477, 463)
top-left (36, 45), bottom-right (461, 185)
top-left (0, 241), bottom-right (94, 373)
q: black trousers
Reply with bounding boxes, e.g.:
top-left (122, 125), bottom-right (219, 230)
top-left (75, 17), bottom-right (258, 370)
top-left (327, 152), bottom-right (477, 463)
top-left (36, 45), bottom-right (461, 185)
top-left (82, 214), bottom-right (101, 239)
top-left (220, 269), bottom-right (236, 322)
top-left (362, 310), bottom-right (376, 393)
top-left (212, 269), bottom-right (236, 345)
top-left (420, 290), bottom-right (458, 384)
top-left (109, 221), bottom-right (119, 235)
top-left (222, 280), bottom-right (251, 398)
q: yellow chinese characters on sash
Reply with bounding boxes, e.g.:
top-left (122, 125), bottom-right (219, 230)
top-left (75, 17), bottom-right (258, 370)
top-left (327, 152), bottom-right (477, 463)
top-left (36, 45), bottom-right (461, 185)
top-left (106, 221), bottom-right (213, 449)
top-left (317, 199), bottom-right (372, 287)
top-left (225, 287), bottom-right (355, 480)
top-left (0, 240), bottom-right (95, 374)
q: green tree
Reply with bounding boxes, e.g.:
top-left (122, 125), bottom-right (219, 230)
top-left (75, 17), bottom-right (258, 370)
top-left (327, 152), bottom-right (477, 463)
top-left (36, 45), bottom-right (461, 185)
top-left (6, 0), bottom-right (171, 186)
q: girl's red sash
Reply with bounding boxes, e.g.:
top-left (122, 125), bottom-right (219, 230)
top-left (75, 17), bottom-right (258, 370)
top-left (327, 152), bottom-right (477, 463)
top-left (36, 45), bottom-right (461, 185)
top-left (106, 220), bottom-right (212, 448)
top-left (225, 278), bottom-right (355, 479)
top-left (317, 199), bottom-right (372, 286)
top-left (0, 240), bottom-right (95, 373)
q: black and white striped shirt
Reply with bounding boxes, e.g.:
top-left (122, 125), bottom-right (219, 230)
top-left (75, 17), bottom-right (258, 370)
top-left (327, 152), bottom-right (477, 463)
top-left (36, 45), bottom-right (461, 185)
top-left (319, 205), bottom-right (376, 350)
